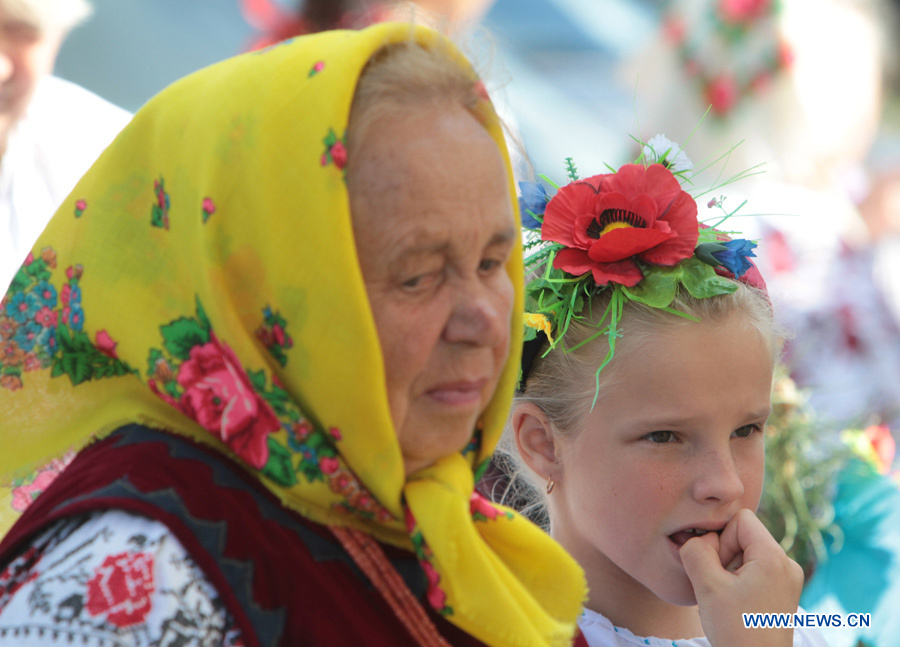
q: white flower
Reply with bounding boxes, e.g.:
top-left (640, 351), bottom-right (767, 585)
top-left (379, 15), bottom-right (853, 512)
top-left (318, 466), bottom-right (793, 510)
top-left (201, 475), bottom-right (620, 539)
top-left (643, 134), bottom-right (693, 173)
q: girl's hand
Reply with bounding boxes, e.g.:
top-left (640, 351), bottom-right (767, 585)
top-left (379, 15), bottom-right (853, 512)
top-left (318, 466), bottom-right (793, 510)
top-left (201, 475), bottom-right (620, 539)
top-left (679, 508), bottom-right (804, 647)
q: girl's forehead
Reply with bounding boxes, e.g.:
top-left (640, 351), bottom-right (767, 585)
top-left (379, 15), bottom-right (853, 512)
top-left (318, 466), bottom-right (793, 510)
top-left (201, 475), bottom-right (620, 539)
top-left (577, 320), bottom-right (774, 431)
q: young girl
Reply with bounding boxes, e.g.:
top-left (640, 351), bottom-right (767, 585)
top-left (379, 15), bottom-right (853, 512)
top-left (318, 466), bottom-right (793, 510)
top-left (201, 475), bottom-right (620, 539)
top-left (501, 138), bottom-right (829, 647)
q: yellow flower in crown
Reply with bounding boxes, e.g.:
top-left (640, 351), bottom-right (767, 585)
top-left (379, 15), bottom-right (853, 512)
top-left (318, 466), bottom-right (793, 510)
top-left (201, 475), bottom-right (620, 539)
top-left (523, 313), bottom-right (555, 346)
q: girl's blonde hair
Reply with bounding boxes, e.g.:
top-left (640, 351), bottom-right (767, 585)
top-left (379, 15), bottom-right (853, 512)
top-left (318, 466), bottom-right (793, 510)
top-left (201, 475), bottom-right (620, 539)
top-left (492, 283), bottom-right (788, 527)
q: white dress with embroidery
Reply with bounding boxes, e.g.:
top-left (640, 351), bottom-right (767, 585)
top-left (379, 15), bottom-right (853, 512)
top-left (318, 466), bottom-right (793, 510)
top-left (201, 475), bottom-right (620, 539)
top-left (578, 606), bottom-right (830, 647)
top-left (0, 509), bottom-right (243, 646)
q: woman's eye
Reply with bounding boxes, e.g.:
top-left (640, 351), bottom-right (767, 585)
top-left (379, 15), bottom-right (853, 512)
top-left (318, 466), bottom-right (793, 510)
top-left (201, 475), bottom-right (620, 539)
top-left (479, 258), bottom-right (501, 273)
top-left (733, 424), bottom-right (762, 438)
top-left (401, 270), bottom-right (440, 292)
top-left (644, 430), bottom-right (675, 444)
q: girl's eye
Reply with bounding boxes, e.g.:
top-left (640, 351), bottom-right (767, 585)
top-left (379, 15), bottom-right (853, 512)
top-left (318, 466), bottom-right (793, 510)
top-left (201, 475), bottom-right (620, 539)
top-left (733, 424), bottom-right (762, 438)
top-left (644, 430), bottom-right (675, 444)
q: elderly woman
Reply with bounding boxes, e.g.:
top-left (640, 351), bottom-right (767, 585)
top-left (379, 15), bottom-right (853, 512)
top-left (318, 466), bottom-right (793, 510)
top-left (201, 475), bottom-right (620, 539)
top-left (0, 23), bottom-right (586, 645)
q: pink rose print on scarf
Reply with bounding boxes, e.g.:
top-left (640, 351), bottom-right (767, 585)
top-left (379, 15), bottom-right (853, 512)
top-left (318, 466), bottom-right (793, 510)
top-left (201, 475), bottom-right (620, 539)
top-left (86, 552), bottom-right (155, 627)
top-left (151, 177), bottom-right (171, 229)
top-left (74, 199), bottom-right (87, 218)
top-left (405, 506), bottom-right (453, 616)
top-left (469, 491), bottom-right (513, 523)
top-left (308, 60), bottom-right (325, 77)
top-left (176, 332), bottom-right (280, 469)
top-left (202, 197), bottom-right (216, 223)
top-left (10, 454), bottom-right (75, 512)
top-left (95, 329), bottom-right (118, 359)
top-left (147, 298), bottom-right (280, 469)
top-left (321, 128), bottom-right (347, 170)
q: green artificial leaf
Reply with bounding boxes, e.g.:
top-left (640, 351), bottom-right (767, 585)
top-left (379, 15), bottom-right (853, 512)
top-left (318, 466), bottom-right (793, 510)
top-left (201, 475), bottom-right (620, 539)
top-left (261, 438), bottom-right (298, 487)
top-left (622, 266), bottom-right (679, 308)
top-left (522, 325), bottom-right (537, 342)
top-left (679, 257), bottom-right (738, 299)
top-left (160, 317), bottom-right (210, 360)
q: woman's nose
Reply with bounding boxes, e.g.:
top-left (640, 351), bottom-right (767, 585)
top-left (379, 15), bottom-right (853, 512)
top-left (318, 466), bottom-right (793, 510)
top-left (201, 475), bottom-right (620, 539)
top-left (442, 280), bottom-right (507, 347)
top-left (691, 446), bottom-right (745, 504)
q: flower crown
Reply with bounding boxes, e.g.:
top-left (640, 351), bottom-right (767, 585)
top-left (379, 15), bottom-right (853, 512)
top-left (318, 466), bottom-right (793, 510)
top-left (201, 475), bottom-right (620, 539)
top-left (518, 134), bottom-right (766, 400)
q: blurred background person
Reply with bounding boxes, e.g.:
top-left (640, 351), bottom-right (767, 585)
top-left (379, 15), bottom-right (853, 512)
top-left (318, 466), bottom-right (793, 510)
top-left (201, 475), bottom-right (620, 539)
top-left (238, 0), bottom-right (499, 50)
top-left (0, 0), bottom-right (131, 292)
top-left (625, 0), bottom-right (900, 437)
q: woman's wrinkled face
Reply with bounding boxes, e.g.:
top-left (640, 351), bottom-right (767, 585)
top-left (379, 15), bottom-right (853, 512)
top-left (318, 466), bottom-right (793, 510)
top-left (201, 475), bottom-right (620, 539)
top-left (349, 104), bottom-right (516, 476)
top-left (550, 315), bottom-right (773, 608)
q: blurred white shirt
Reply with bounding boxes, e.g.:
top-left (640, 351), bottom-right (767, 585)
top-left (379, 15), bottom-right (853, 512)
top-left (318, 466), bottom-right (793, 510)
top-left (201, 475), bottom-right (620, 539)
top-left (0, 75), bottom-right (131, 292)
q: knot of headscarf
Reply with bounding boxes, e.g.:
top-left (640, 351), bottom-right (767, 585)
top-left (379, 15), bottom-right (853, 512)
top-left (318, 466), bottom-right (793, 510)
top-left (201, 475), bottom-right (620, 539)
top-left (0, 22), bottom-right (585, 647)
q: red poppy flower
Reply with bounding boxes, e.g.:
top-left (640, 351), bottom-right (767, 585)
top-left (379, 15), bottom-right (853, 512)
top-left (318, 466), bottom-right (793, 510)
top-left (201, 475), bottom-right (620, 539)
top-left (541, 164), bottom-right (699, 286)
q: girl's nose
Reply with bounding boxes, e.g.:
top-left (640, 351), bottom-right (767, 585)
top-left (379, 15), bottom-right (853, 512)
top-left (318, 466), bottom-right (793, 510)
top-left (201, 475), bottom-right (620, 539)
top-left (691, 446), bottom-right (745, 505)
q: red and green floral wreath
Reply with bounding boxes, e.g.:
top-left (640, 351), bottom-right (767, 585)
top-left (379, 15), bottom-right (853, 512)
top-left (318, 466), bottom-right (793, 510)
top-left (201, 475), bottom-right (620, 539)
top-left (518, 135), bottom-right (766, 400)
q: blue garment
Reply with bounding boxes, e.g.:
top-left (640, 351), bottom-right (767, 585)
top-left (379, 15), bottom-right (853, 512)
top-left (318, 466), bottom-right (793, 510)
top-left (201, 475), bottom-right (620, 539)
top-left (801, 459), bottom-right (900, 647)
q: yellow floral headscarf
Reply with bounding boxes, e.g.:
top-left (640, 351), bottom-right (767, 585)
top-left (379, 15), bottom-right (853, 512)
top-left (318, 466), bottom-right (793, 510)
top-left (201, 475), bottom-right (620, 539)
top-left (0, 22), bottom-right (585, 647)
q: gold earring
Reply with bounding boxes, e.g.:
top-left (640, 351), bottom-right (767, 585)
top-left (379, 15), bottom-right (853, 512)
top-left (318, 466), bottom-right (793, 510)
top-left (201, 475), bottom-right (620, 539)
top-left (546, 477), bottom-right (555, 494)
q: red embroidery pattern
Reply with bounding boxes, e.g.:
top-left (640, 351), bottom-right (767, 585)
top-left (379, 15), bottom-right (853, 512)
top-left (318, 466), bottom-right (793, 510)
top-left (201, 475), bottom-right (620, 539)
top-left (86, 551), bottom-right (155, 627)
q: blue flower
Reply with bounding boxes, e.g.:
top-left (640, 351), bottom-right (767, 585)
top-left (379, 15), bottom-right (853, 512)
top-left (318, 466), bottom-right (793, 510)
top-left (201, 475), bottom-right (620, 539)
top-left (43, 327), bottom-right (58, 354)
top-left (69, 284), bottom-right (82, 306)
top-left (13, 321), bottom-right (42, 352)
top-left (711, 239), bottom-right (757, 279)
top-left (518, 181), bottom-right (549, 229)
top-left (69, 303), bottom-right (85, 331)
top-left (33, 281), bottom-right (57, 308)
top-left (5, 292), bottom-right (38, 323)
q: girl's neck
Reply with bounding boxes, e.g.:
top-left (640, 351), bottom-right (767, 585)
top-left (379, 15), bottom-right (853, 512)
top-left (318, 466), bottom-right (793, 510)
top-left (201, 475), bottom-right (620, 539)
top-left (561, 535), bottom-right (705, 640)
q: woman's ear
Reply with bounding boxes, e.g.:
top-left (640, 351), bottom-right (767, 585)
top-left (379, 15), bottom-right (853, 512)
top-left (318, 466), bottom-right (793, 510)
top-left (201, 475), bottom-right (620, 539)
top-left (512, 402), bottom-right (560, 482)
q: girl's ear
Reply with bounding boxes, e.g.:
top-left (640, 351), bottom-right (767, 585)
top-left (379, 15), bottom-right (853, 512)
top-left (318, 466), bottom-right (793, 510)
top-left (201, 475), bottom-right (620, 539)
top-left (512, 402), bottom-right (560, 482)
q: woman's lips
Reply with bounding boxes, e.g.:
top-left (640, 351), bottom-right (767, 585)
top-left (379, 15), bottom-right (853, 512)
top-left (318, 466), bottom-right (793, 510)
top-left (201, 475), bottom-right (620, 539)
top-left (426, 379), bottom-right (488, 406)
